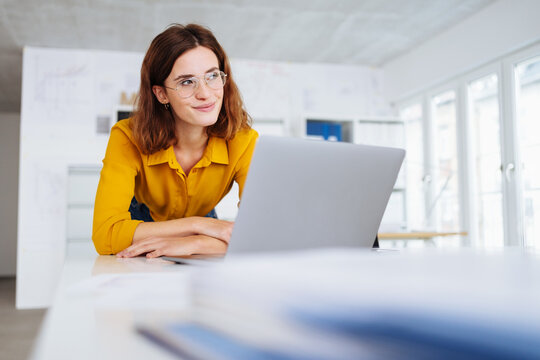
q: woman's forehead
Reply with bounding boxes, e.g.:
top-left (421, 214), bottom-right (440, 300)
top-left (170, 46), bottom-right (219, 77)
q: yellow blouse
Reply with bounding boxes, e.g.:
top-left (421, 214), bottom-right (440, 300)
top-left (92, 118), bottom-right (258, 255)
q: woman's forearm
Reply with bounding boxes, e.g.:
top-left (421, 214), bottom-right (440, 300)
top-left (132, 217), bottom-right (196, 243)
top-left (132, 216), bottom-right (234, 245)
top-left (189, 235), bottom-right (228, 255)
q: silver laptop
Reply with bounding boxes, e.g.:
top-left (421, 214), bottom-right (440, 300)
top-left (162, 136), bottom-right (404, 264)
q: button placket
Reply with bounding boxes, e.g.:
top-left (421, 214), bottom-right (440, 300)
top-left (186, 169), bottom-right (196, 197)
top-left (178, 172), bottom-right (188, 218)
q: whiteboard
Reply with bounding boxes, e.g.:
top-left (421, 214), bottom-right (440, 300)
top-left (17, 47), bottom-right (143, 308)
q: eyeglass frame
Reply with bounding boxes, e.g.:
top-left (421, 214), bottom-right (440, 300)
top-left (163, 70), bottom-right (228, 98)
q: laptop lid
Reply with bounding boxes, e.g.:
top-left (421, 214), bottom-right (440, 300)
top-left (226, 136), bottom-right (405, 255)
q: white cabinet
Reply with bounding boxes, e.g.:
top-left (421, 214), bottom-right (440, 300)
top-left (66, 166), bottom-right (101, 242)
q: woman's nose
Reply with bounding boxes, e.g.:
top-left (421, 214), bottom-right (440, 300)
top-left (194, 80), bottom-right (212, 99)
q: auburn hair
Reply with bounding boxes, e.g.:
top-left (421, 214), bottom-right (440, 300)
top-left (131, 24), bottom-right (251, 155)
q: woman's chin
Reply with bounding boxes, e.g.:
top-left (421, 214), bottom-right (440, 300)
top-left (175, 113), bottom-right (219, 128)
top-left (199, 116), bottom-right (219, 128)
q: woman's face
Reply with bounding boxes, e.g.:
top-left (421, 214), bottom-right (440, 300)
top-left (158, 46), bottom-right (224, 131)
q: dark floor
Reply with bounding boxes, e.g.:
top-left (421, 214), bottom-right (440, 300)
top-left (0, 277), bottom-right (46, 360)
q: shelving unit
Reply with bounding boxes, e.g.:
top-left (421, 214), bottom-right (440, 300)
top-left (302, 114), bottom-right (403, 143)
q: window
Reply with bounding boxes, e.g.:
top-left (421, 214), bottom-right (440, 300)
top-left (468, 74), bottom-right (504, 247)
top-left (400, 103), bottom-right (425, 231)
top-left (398, 44), bottom-right (540, 248)
top-left (515, 56), bottom-right (540, 248)
top-left (355, 119), bottom-right (406, 231)
top-left (431, 91), bottom-right (460, 234)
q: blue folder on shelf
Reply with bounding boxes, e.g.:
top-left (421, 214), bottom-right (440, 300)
top-left (306, 121), bottom-right (342, 142)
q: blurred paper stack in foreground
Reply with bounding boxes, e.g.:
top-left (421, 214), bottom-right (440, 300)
top-left (138, 248), bottom-right (540, 359)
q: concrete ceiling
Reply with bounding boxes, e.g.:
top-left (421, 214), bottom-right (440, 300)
top-left (0, 0), bottom-right (494, 112)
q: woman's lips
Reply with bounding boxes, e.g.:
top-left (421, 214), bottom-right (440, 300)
top-left (193, 103), bottom-right (215, 112)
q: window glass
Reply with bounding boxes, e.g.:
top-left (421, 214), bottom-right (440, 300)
top-left (468, 74), bottom-right (504, 247)
top-left (431, 91), bottom-right (461, 245)
top-left (400, 104), bottom-right (425, 231)
top-left (356, 120), bottom-right (406, 231)
top-left (515, 56), bottom-right (540, 248)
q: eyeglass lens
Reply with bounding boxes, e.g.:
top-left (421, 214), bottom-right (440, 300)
top-left (177, 71), bottom-right (226, 98)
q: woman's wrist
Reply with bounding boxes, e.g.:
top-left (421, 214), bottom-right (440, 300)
top-left (186, 216), bottom-right (203, 236)
top-left (191, 235), bottom-right (227, 255)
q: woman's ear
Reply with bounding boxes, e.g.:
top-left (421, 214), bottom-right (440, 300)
top-left (152, 85), bottom-right (169, 104)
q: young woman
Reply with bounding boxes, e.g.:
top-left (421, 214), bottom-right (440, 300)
top-left (92, 24), bottom-right (257, 258)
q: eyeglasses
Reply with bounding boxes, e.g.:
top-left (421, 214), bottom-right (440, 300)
top-left (164, 70), bottom-right (227, 98)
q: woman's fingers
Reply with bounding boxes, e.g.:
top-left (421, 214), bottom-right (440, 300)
top-left (117, 243), bottom-right (151, 258)
top-left (118, 237), bottom-right (192, 258)
top-left (146, 249), bottom-right (162, 258)
top-left (117, 237), bottom-right (161, 257)
top-left (116, 235), bottom-right (228, 258)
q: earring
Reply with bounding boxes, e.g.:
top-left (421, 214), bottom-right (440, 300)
top-left (164, 103), bottom-right (170, 110)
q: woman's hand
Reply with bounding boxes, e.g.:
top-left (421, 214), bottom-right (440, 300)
top-left (116, 234), bottom-right (227, 258)
top-left (192, 217), bottom-right (234, 244)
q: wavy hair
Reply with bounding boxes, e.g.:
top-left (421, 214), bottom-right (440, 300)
top-left (132, 24), bottom-right (251, 155)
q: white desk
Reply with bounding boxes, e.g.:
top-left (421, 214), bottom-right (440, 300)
top-left (31, 243), bottom-right (191, 360)
top-left (32, 243), bottom-right (540, 359)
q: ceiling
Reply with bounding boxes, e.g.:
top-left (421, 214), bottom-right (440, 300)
top-left (0, 0), bottom-right (494, 112)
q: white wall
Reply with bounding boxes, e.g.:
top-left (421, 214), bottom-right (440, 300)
top-left (0, 112), bottom-right (19, 276)
top-left (383, 0), bottom-right (540, 102)
top-left (232, 59), bottom-right (390, 130)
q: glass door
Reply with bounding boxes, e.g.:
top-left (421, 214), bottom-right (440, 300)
top-left (430, 90), bottom-right (461, 244)
top-left (468, 74), bottom-right (505, 247)
top-left (400, 103), bottom-right (425, 231)
top-left (514, 56), bottom-right (540, 248)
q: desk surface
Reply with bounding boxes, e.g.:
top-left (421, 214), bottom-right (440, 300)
top-left (32, 243), bottom-right (540, 360)
top-left (31, 243), bottom-right (188, 360)
top-left (378, 231), bottom-right (468, 239)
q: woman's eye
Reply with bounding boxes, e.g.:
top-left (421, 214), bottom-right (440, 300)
top-left (207, 72), bottom-right (219, 80)
top-left (180, 79), bottom-right (195, 87)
